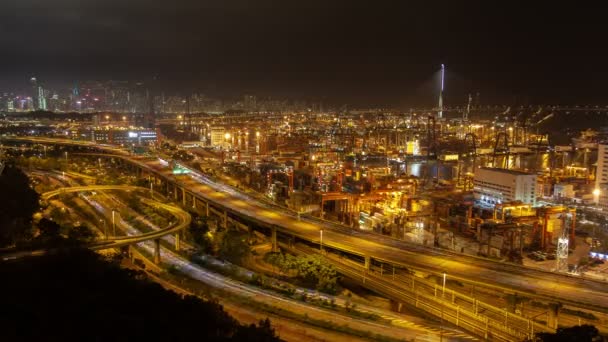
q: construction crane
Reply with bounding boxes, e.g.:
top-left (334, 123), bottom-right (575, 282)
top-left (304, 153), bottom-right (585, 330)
top-left (458, 133), bottom-right (478, 190)
top-left (421, 115), bottom-right (439, 186)
top-left (492, 131), bottom-right (510, 169)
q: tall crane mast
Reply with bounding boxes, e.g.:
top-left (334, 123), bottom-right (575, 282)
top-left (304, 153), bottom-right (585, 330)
top-left (437, 64), bottom-right (445, 119)
top-left (463, 93), bottom-right (472, 121)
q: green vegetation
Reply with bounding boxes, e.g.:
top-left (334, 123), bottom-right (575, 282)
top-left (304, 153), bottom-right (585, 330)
top-left (218, 228), bottom-right (251, 264)
top-left (0, 163), bottom-right (40, 247)
top-left (116, 192), bottom-right (171, 228)
top-left (187, 213), bottom-right (213, 253)
top-left (160, 260), bottom-right (402, 342)
top-left (13, 155), bottom-right (64, 171)
top-left (264, 252), bottom-right (339, 294)
top-left (0, 249), bottom-right (279, 341)
top-left (29, 218), bottom-right (97, 249)
top-left (185, 214), bottom-right (251, 265)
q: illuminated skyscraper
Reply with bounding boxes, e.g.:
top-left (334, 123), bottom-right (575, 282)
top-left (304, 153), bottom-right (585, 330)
top-left (30, 77), bottom-right (38, 110)
top-left (37, 86), bottom-right (47, 111)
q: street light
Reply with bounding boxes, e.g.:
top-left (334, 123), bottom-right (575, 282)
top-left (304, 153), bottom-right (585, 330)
top-left (593, 188), bottom-right (601, 206)
top-left (148, 175), bottom-right (154, 199)
top-left (100, 219), bottom-right (107, 239)
top-left (111, 209), bottom-right (116, 236)
top-left (320, 229), bottom-right (323, 252)
top-left (442, 272), bottom-right (447, 298)
top-left (441, 271), bottom-right (447, 342)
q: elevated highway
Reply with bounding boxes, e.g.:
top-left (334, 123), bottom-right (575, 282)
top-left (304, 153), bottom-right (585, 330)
top-left (5, 185), bottom-right (190, 264)
top-left (4, 136), bottom-right (608, 338)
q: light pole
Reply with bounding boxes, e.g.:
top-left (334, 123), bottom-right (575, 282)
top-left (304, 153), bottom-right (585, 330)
top-left (593, 188), bottom-right (600, 206)
top-left (441, 271), bottom-right (447, 342)
top-left (112, 209), bottom-right (116, 236)
top-left (100, 219), bottom-right (107, 239)
top-left (320, 229), bottom-right (323, 252)
top-left (148, 175), bottom-right (154, 199)
top-left (442, 272), bottom-right (447, 298)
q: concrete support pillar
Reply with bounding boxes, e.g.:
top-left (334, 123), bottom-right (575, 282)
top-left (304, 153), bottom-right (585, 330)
top-left (182, 188), bottom-right (187, 206)
top-left (174, 185), bottom-right (179, 201)
top-left (364, 255), bottom-right (371, 270)
top-left (153, 238), bottom-right (161, 264)
top-left (128, 245), bottom-right (134, 261)
top-left (175, 233), bottom-right (181, 251)
top-left (271, 227), bottom-right (278, 252)
top-left (247, 226), bottom-right (253, 244)
top-left (222, 210), bottom-right (227, 228)
top-left (205, 201), bottom-right (209, 216)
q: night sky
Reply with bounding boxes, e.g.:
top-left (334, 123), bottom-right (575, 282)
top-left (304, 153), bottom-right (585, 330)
top-left (1, 1), bottom-right (607, 107)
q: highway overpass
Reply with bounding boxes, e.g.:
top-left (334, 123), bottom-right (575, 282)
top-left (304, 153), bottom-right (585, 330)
top-left (5, 184), bottom-right (191, 264)
top-left (4, 136), bottom-right (607, 339)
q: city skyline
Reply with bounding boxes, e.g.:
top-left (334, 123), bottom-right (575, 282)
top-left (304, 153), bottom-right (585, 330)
top-left (1, 1), bottom-right (607, 106)
top-left (3, 2), bottom-right (608, 342)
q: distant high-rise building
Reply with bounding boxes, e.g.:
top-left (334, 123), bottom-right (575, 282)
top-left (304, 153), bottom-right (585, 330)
top-left (92, 114), bottom-right (100, 127)
top-left (244, 95), bottom-right (257, 110)
top-left (595, 144), bottom-right (608, 208)
top-left (30, 77), bottom-right (38, 110)
top-left (142, 89), bottom-right (156, 129)
top-left (37, 86), bottom-right (47, 111)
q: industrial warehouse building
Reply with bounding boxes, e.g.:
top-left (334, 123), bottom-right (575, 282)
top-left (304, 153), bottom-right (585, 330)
top-left (473, 167), bottom-right (539, 207)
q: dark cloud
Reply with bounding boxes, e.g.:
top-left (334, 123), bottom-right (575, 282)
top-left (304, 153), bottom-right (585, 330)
top-left (1, 1), bottom-right (607, 106)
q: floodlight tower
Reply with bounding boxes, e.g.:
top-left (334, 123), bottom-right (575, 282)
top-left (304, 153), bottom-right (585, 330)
top-left (556, 212), bottom-right (574, 273)
top-left (438, 64), bottom-right (445, 119)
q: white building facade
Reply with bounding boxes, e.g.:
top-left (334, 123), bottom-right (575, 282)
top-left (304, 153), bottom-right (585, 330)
top-left (473, 167), bottom-right (539, 206)
top-left (595, 144), bottom-right (608, 208)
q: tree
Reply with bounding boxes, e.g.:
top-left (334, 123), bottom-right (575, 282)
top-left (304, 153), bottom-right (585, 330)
top-left (68, 224), bottom-right (97, 243)
top-left (0, 249), bottom-right (280, 341)
top-left (266, 253), bottom-right (339, 294)
top-left (188, 214), bottom-right (213, 253)
top-left (293, 255), bottom-right (339, 294)
top-left (218, 228), bottom-right (250, 264)
top-left (31, 218), bottom-right (65, 248)
top-left (233, 318), bottom-right (278, 342)
top-left (0, 164), bottom-right (39, 247)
